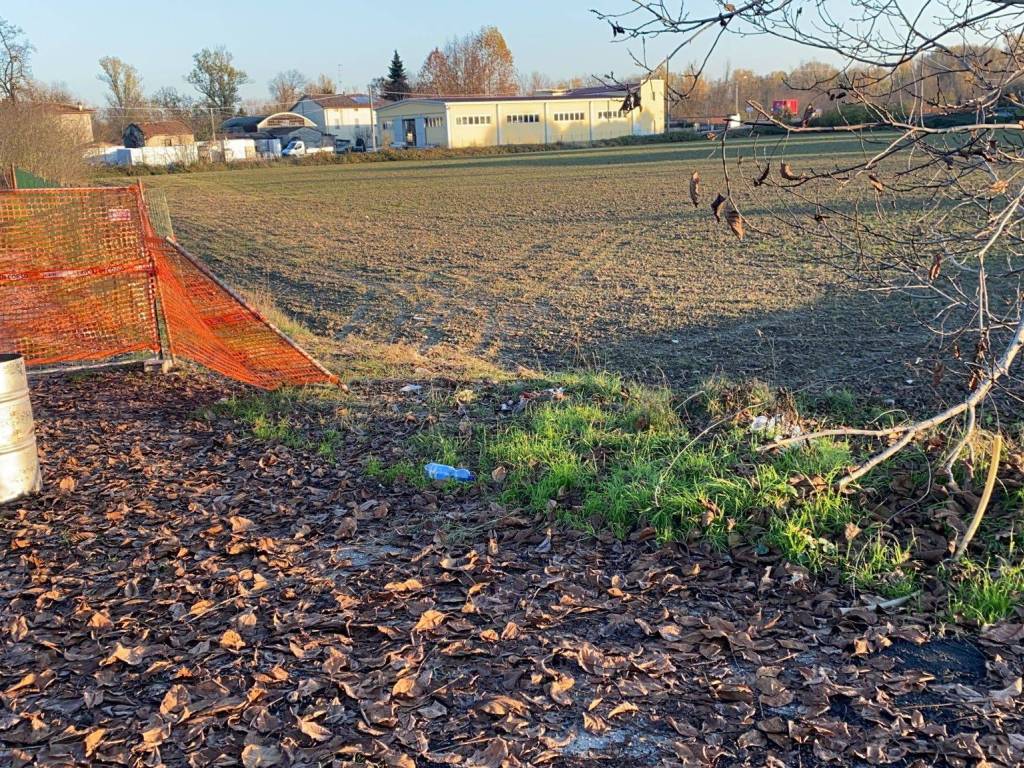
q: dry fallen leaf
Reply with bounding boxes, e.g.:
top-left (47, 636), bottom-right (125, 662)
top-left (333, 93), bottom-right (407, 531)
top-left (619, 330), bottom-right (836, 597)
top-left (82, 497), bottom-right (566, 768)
top-left (101, 642), bottom-right (148, 666)
top-left (480, 695), bottom-right (529, 717)
top-left (241, 743), bottom-right (282, 768)
top-left (413, 609), bottom-right (446, 632)
top-left (385, 578), bottom-right (424, 593)
top-left (83, 728), bottom-right (106, 757)
top-left (548, 675), bottom-right (575, 706)
top-left (608, 702), bottom-right (639, 718)
top-left (220, 629), bottom-right (246, 651)
top-left (297, 716), bottom-right (332, 742)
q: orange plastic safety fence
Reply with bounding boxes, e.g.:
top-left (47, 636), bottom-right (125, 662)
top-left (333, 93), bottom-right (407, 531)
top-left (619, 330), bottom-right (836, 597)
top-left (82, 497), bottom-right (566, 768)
top-left (0, 187), bottom-right (160, 365)
top-left (0, 186), bottom-right (336, 389)
top-left (150, 237), bottom-right (336, 389)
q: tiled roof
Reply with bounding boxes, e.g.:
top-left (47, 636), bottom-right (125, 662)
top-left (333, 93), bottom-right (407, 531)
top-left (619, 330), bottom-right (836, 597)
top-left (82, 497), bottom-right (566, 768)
top-left (296, 93), bottom-right (393, 109)
top-left (129, 120), bottom-right (193, 137)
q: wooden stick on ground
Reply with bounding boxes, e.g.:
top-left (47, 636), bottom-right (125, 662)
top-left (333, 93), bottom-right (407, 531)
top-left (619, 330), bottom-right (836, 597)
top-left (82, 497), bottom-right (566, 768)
top-left (953, 435), bottom-right (1002, 562)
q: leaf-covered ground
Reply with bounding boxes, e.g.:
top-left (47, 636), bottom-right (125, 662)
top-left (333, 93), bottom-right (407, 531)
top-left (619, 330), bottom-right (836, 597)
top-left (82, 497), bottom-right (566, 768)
top-left (2, 371), bottom-right (1023, 767)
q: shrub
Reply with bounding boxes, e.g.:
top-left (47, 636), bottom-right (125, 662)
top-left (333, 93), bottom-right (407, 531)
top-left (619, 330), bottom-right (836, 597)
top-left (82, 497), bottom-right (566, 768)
top-left (0, 102), bottom-right (89, 185)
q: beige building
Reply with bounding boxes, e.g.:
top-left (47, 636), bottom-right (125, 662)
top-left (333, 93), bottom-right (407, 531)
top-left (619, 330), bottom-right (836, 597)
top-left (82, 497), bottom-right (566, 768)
top-left (290, 93), bottom-right (392, 148)
top-left (123, 120), bottom-right (195, 148)
top-left (375, 79), bottom-right (665, 148)
top-left (42, 103), bottom-right (95, 145)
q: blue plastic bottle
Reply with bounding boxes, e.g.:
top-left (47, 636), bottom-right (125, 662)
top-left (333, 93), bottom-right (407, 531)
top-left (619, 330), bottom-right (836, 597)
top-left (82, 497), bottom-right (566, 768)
top-left (424, 463), bottom-right (475, 482)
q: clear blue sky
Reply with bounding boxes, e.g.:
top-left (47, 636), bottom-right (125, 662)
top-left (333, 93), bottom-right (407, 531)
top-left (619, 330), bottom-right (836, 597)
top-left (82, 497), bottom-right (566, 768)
top-left (12, 1), bottom-right (818, 106)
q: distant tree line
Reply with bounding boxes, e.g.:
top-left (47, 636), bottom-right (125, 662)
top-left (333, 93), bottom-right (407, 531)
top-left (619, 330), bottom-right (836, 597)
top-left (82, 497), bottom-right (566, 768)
top-left (668, 47), bottom-right (1023, 124)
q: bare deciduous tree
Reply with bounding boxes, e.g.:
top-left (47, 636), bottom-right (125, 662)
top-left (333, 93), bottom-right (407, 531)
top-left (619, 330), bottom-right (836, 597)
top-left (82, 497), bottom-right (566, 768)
top-left (309, 73), bottom-right (335, 95)
top-left (98, 56), bottom-right (144, 136)
top-left (0, 18), bottom-right (32, 103)
top-left (268, 69), bottom-right (307, 107)
top-left (596, 1), bottom-right (1024, 490)
top-left (98, 56), bottom-right (144, 111)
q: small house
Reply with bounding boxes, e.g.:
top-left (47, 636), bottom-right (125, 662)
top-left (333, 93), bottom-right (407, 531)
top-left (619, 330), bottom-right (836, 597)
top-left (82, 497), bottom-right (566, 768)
top-left (39, 103), bottom-right (95, 144)
top-left (290, 94), bottom-right (391, 147)
top-left (123, 121), bottom-right (195, 148)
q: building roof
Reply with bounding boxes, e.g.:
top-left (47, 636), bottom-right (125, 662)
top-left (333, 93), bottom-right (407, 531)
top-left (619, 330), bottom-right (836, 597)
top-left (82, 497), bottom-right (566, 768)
top-left (221, 115), bottom-right (263, 132)
top-left (129, 120), bottom-right (193, 137)
top-left (293, 93), bottom-right (393, 110)
top-left (221, 112), bottom-right (316, 134)
top-left (41, 102), bottom-right (96, 115)
top-left (375, 81), bottom-right (653, 111)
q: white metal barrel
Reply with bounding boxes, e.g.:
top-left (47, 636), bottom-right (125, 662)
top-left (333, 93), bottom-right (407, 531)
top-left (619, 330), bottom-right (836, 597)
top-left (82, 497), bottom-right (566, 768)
top-left (0, 354), bottom-right (41, 505)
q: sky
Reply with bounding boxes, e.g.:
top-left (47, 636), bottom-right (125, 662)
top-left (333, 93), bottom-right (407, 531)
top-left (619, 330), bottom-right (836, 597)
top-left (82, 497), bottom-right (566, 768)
top-left (10, 1), bottom-right (822, 107)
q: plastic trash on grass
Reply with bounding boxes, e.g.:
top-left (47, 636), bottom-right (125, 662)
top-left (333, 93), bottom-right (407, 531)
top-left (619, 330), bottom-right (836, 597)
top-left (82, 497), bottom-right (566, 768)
top-left (424, 463), bottom-right (475, 482)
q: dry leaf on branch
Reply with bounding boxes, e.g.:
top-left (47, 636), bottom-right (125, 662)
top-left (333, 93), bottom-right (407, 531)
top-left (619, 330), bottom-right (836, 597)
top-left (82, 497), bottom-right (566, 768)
top-left (779, 162), bottom-right (805, 181)
top-left (689, 171), bottom-right (701, 207)
top-left (710, 193), bottom-right (727, 222)
top-left (725, 202), bottom-right (746, 240)
top-left (753, 163), bottom-right (771, 186)
top-left (868, 173), bottom-right (885, 192)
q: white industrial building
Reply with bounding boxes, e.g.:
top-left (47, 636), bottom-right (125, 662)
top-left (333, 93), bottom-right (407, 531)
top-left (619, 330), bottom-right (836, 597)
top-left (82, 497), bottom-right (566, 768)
top-left (290, 93), bottom-right (392, 149)
top-left (375, 79), bottom-right (665, 149)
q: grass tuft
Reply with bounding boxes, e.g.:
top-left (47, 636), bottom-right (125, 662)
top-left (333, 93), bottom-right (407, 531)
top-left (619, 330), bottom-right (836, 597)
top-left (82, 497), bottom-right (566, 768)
top-left (949, 560), bottom-right (1024, 624)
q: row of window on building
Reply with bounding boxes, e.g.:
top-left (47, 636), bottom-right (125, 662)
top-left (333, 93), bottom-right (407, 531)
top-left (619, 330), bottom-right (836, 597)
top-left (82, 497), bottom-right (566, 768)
top-left (455, 115), bottom-right (493, 125)
top-left (384, 111), bottom-right (634, 131)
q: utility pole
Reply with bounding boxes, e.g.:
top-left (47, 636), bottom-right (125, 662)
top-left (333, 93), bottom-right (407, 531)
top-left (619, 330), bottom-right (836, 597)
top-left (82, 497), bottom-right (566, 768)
top-left (208, 107), bottom-right (216, 141)
top-left (664, 53), bottom-right (671, 133)
top-left (368, 84), bottom-right (378, 151)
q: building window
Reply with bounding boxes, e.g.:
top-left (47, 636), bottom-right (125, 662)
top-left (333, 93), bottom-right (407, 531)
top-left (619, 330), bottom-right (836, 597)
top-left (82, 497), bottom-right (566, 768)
top-left (554, 112), bottom-right (585, 122)
top-left (599, 110), bottom-right (629, 119)
top-left (456, 115), bottom-right (491, 126)
top-left (506, 114), bottom-right (540, 123)
top-left (425, 117), bottom-right (442, 127)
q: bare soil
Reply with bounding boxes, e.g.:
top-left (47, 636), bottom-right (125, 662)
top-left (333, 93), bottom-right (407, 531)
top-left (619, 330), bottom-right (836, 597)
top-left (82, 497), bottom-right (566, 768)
top-left (143, 138), bottom-right (945, 406)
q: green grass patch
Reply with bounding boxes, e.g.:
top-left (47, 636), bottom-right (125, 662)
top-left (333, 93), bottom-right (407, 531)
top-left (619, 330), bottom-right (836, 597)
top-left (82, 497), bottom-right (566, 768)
top-left (198, 386), bottom-right (352, 460)
top-left (949, 559), bottom-right (1024, 624)
top-left (370, 375), bottom-right (935, 599)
